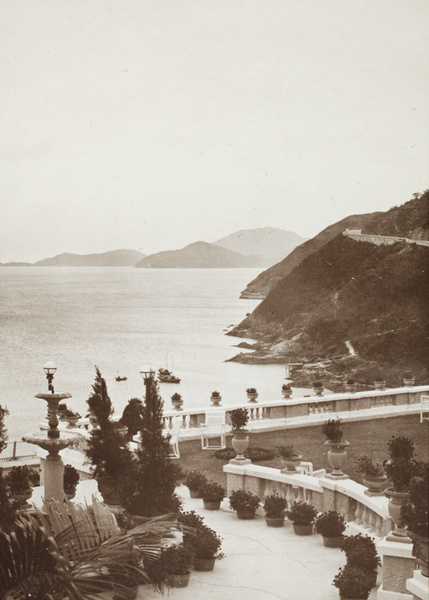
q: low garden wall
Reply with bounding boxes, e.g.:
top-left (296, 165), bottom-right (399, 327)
top-left (224, 462), bottom-right (391, 538)
top-left (161, 386), bottom-right (428, 435)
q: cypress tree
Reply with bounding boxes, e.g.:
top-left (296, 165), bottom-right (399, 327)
top-left (124, 376), bottom-right (181, 516)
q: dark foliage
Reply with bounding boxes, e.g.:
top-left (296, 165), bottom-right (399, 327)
top-left (286, 501), bottom-right (317, 525)
top-left (322, 418), bottom-right (343, 443)
top-left (401, 462), bottom-right (429, 538)
top-left (229, 408), bottom-right (249, 431)
top-left (229, 489), bottom-right (260, 512)
top-left (87, 366), bottom-right (114, 423)
top-left (0, 404), bottom-right (9, 454)
top-left (384, 436), bottom-right (415, 492)
top-left (178, 511), bottom-right (223, 560)
top-left (315, 511), bottom-right (347, 537)
top-left (263, 494), bottom-right (287, 518)
top-left (120, 398), bottom-right (144, 440)
top-left (63, 464), bottom-right (79, 491)
top-left (123, 376), bottom-right (181, 516)
top-left (184, 470), bottom-right (208, 493)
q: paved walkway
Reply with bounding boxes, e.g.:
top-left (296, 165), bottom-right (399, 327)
top-left (141, 485), bottom-right (379, 600)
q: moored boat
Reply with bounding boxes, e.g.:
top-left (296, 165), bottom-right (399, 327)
top-left (158, 368), bottom-right (181, 383)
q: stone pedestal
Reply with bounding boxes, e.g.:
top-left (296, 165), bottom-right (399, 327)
top-left (406, 570), bottom-right (429, 600)
top-left (377, 537), bottom-right (417, 598)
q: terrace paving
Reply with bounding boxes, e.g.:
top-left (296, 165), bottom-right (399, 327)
top-left (141, 485), bottom-right (379, 600)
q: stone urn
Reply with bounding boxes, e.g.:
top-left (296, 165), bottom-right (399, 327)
top-left (15, 488), bottom-right (33, 510)
top-left (231, 429), bottom-right (250, 463)
top-left (345, 383), bottom-right (356, 393)
top-left (282, 388), bottom-right (292, 399)
top-left (210, 394), bottom-right (222, 406)
top-left (403, 378), bottom-right (415, 387)
top-left (247, 391), bottom-right (258, 403)
top-left (374, 380), bottom-right (386, 390)
top-left (384, 487), bottom-right (410, 540)
top-left (363, 473), bottom-right (388, 496)
top-left (313, 386), bottom-right (324, 397)
top-left (66, 415), bottom-right (80, 428)
top-left (97, 476), bottom-right (122, 507)
top-left (171, 395), bottom-right (183, 411)
top-left (325, 440), bottom-right (350, 479)
top-left (280, 454), bottom-right (303, 474)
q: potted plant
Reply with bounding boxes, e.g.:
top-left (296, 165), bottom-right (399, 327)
top-left (286, 501), bottom-right (317, 536)
top-left (315, 511), bottom-right (347, 547)
top-left (340, 534), bottom-right (381, 589)
top-left (275, 445), bottom-right (302, 474)
top-left (313, 381), bottom-right (324, 396)
top-left (403, 372), bottom-right (415, 386)
top-left (333, 565), bottom-right (373, 600)
top-left (210, 391), bottom-right (222, 406)
top-left (373, 372), bottom-right (386, 390)
top-left (63, 464), bottom-right (80, 500)
top-left (201, 481), bottom-right (226, 510)
top-left (281, 383), bottom-right (292, 399)
top-left (322, 418), bottom-right (350, 479)
top-left (58, 403), bottom-right (68, 420)
top-left (384, 436), bottom-right (415, 539)
top-left (345, 379), bottom-right (356, 393)
top-left (229, 489), bottom-right (260, 520)
top-left (179, 511), bottom-right (224, 572)
top-left (229, 408), bottom-right (250, 462)
top-left (246, 387), bottom-right (258, 402)
top-left (401, 462), bottom-right (429, 577)
top-left (155, 544), bottom-right (193, 588)
top-left (64, 408), bottom-right (81, 428)
top-left (6, 465), bottom-right (35, 508)
top-left (263, 493), bottom-right (288, 527)
top-left (184, 470), bottom-right (208, 499)
top-left (354, 455), bottom-right (387, 496)
top-left (171, 393), bottom-right (183, 411)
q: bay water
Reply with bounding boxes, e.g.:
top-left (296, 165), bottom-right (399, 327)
top-left (0, 267), bottom-right (300, 442)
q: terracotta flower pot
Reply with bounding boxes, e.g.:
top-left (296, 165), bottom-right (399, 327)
top-left (193, 557), bottom-right (216, 571)
top-left (169, 572), bottom-right (191, 588)
top-left (292, 523), bottom-right (313, 536)
top-left (189, 488), bottom-right (202, 499)
top-left (203, 500), bottom-right (221, 510)
top-left (322, 535), bottom-right (344, 548)
top-left (265, 515), bottom-right (285, 527)
top-left (236, 508), bottom-right (256, 520)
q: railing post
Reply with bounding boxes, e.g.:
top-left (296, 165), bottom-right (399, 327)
top-left (13, 441), bottom-right (17, 459)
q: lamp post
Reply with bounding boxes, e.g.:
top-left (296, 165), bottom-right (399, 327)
top-left (44, 361), bottom-right (57, 393)
top-left (139, 364), bottom-right (155, 398)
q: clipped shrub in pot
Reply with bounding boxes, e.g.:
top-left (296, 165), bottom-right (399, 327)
top-left (340, 534), bottom-right (380, 588)
top-left (281, 383), bottom-right (292, 398)
top-left (179, 511), bottom-right (224, 572)
top-left (210, 391), bottom-right (222, 405)
top-left (229, 489), bottom-right (260, 520)
top-left (6, 465), bottom-right (35, 508)
top-left (275, 444), bottom-right (302, 474)
top-left (263, 493), bottom-right (288, 527)
top-left (148, 544), bottom-right (194, 588)
top-left (315, 511), bottom-right (347, 547)
top-left (286, 501), bottom-right (317, 536)
top-left (333, 564), bottom-right (373, 600)
top-left (184, 470), bottom-right (208, 499)
top-left (354, 455), bottom-right (387, 496)
top-left (201, 481), bottom-right (226, 510)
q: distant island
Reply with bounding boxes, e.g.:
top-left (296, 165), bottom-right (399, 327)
top-left (1, 227), bottom-right (305, 268)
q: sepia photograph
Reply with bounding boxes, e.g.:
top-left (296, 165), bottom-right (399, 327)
top-left (0, 1), bottom-right (428, 598)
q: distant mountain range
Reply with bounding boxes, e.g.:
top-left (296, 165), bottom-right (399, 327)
top-left (1, 227), bottom-right (305, 268)
top-left (34, 249), bottom-right (145, 267)
top-left (229, 191), bottom-right (429, 385)
top-left (213, 227), bottom-right (307, 265)
top-left (135, 241), bottom-right (268, 268)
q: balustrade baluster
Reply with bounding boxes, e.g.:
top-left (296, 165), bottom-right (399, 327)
top-left (369, 510), bottom-right (377, 533)
top-left (355, 502), bottom-right (363, 525)
top-left (375, 515), bottom-right (383, 537)
top-left (362, 506), bottom-right (370, 529)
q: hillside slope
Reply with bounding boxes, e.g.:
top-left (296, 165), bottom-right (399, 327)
top-left (35, 249), bottom-right (145, 266)
top-left (213, 227), bottom-right (307, 266)
top-left (135, 241), bottom-right (267, 268)
top-left (240, 191), bottom-right (429, 298)
top-left (229, 235), bottom-right (429, 382)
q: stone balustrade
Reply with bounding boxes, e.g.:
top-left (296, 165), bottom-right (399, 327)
top-left (161, 386), bottom-right (428, 436)
top-left (224, 462), bottom-right (392, 539)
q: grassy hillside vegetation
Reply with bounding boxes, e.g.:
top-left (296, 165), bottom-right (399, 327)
top-left (241, 190), bottom-right (429, 298)
top-left (230, 236), bottom-right (429, 384)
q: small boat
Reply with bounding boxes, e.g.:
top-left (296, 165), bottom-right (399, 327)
top-left (157, 368), bottom-right (181, 384)
top-left (115, 376), bottom-right (127, 382)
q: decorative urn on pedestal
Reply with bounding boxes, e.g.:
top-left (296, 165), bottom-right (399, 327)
top-left (384, 436), bottom-right (415, 542)
top-left (322, 418), bottom-right (350, 480)
top-left (246, 387), bottom-right (258, 402)
top-left (229, 408), bottom-right (250, 464)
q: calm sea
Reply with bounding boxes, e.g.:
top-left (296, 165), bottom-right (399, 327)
top-left (0, 267), bottom-right (300, 441)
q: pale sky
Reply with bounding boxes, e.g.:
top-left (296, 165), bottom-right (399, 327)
top-left (1, 0), bottom-right (428, 263)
